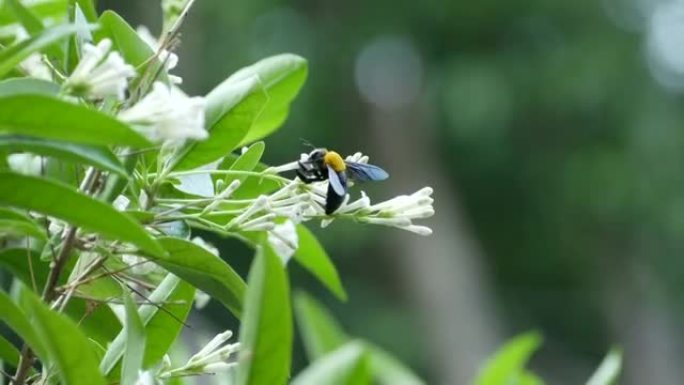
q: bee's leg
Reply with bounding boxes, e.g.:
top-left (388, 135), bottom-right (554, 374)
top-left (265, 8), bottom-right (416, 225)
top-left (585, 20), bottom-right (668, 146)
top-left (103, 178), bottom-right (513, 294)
top-left (296, 169), bottom-right (323, 184)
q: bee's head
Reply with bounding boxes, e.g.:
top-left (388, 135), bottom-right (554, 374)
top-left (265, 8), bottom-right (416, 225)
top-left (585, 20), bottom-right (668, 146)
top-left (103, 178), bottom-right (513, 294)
top-left (307, 148), bottom-right (327, 162)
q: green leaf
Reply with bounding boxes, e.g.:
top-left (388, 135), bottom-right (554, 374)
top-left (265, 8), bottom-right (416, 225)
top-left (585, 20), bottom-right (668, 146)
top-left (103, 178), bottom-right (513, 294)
top-left (366, 344), bottom-right (425, 385)
top-left (121, 289), bottom-right (146, 385)
top-left (0, 135), bottom-right (128, 177)
top-left (5, 0), bottom-right (44, 36)
top-left (63, 297), bottom-right (122, 348)
top-left (0, 78), bottom-right (60, 97)
top-left (293, 292), bottom-right (425, 385)
top-left (294, 291), bottom-right (347, 360)
top-left (19, 285), bottom-right (107, 385)
top-left (215, 141), bottom-right (265, 186)
top-left (295, 225), bottom-right (347, 301)
top-left (0, 95), bottom-right (151, 147)
top-left (70, 0), bottom-right (98, 22)
top-left (0, 172), bottom-right (165, 257)
top-left (237, 243), bottom-right (293, 385)
top-left (171, 74), bottom-right (268, 170)
top-left (473, 332), bottom-right (542, 385)
top-left (157, 237), bottom-right (246, 318)
top-left (0, 23), bottom-right (89, 77)
top-left (100, 274), bottom-right (194, 374)
top-left (0, 247), bottom-right (51, 289)
top-left (234, 54), bottom-right (308, 146)
top-left (291, 341), bottom-right (370, 385)
top-left (0, 218), bottom-right (47, 240)
top-left (0, 207), bottom-right (46, 240)
top-left (0, 333), bottom-right (20, 367)
top-left (0, 289), bottom-right (47, 360)
top-left (586, 349), bottom-right (622, 385)
top-left (97, 11), bottom-right (168, 87)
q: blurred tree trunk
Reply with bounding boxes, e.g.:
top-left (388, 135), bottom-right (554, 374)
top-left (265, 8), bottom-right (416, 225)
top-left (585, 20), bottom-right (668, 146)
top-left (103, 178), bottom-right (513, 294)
top-left (604, 251), bottom-right (684, 385)
top-left (368, 105), bottom-right (501, 384)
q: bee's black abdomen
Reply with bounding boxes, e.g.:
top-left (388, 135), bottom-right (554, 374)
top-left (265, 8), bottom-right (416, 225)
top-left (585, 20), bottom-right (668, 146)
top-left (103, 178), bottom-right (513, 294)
top-left (325, 186), bottom-right (346, 215)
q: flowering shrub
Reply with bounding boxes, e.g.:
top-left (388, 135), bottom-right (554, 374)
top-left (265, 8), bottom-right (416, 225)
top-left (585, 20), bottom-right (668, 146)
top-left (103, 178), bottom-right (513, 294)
top-left (0, 1), bottom-right (434, 384)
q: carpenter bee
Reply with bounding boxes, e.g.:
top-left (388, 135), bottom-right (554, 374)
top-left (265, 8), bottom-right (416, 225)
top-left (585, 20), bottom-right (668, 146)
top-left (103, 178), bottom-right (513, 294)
top-left (296, 148), bottom-right (389, 214)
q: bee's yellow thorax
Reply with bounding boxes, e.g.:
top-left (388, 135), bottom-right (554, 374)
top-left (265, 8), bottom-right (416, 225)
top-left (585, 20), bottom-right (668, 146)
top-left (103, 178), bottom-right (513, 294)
top-left (323, 151), bottom-right (346, 172)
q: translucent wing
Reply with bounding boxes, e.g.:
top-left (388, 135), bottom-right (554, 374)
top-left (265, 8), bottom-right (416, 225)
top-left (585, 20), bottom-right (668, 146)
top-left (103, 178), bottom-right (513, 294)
top-left (345, 162), bottom-right (389, 182)
top-left (327, 165), bottom-right (346, 196)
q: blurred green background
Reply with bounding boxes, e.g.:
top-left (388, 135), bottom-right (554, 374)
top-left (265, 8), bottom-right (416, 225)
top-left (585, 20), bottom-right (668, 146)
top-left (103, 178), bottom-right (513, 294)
top-left (104, 0), bottom-right (684, 384)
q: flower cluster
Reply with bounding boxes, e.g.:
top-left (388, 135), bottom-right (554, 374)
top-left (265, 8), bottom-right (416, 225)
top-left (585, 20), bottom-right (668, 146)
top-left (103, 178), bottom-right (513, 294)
top-left (118, 81), bottom-right (207, 143)
top-left (262, 151), bottom-right (435, 235)
top-left (166, 151), bottom-right (434, 249)
top-left (161, 330), bottom-right (239, 378)
top-left (63, 39), bottom-right (136, 100)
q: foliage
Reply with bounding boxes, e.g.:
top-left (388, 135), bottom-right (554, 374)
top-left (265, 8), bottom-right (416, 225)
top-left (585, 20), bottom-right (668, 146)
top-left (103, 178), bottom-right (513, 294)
top-left (0, 1), bottom-right (435, 384)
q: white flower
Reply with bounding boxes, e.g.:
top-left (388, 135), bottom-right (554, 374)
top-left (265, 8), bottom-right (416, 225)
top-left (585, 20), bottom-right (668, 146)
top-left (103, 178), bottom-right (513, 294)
top-left (7, 153), bottom-right (41, 175)
top-left (136, 26), bottom-right (182, 84)
top-left (134, 370), bottom-right (159, 385)
top-left (122, 254), bottom-right (161, 275)
top-left (162, 330), bottom-right (239, 378)
top-left (20, 54), bottom-right (52, 80)
top-left (118, 82), bottom-right (207, 143)
top-left (194, 290), bottom-right (211, 310)
top-left (64, 39), bottom-right (135, 100)
top-left (191, 236), bottom-right (219, 256)
top-left (267, 220), bottom-right (298, 264)
top-left (113, 195), bottom-right (130, 211)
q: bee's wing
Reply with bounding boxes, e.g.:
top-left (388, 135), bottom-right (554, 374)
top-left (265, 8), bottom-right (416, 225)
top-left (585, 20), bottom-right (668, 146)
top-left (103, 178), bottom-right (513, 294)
top-left (327, 165), bottom-right (347, 196)
top-left (345, 162), bottom-right (389, 182)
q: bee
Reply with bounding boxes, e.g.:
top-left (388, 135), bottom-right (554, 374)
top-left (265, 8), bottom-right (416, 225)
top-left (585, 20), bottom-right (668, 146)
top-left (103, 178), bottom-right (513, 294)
top-left (296, 148), bottom-right (389, 214)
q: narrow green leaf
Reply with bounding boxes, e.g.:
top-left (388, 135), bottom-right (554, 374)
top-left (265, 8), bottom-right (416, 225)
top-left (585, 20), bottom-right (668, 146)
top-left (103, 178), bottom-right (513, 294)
top-left (0, 207), bottom-right (46, 240)
top-left (5, 0), bottom-right (44, 36)
top-left (172, 75), bottom-right (268, 170)
top-left (473, 332), bottom-right (542, 385)
top-left (0, 172), bottom-right (165, 257)
top-left (70, 0), bottom-right (98, 22)
top-left (586, 349), bottom-right (622, 385)
top-left (0, 136), bottom-right (128, 177)
top-left (0, 332), bottom-right (20, 368)
top-left (237, 243), bottom-right (293, 385)
top-left (143, 278), bottom-right (194, 368)
top-left (0, 219), bottom-right (47, 240)
top-left (294, 291), bottom-right (347, 360)
top-left (121, 289), bottom-right (146, 385)
top-left (0, 95), bottom-right (151, 147)
top-left (100, 274), bottom-right (193, 374)
top-left (366, 345), bottom-right (425, 385)
top-left (97, 11), bottom-right (168, 86)
top-left (0, 23), bottom-right (89, 77)
top-left (0, 0), bottom-right (68, 25)
top-left (235, 54), bottom-right (308, 146)
top-left (295, 225), bottom-right (347, 301)
top-left (63, 296), bottom-right (122, 348)
top-left (156, 237), bottom-right (245, 317)
top-left (0, 78), bottom-right (60, 97)
top-left (291, 341), bottom-right (370, 385)
top-left (216, 141), bottom-right (265, 186)
top-left (293, 292), bottom-right (425, 385)
top-left (19, 285), bottom-right (107, 385)
top-left (0, 289), bottom-right (47, 360)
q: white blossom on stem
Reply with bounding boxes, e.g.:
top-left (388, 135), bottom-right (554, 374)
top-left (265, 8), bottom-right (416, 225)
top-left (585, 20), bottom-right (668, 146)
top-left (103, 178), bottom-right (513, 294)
top-left (161, 330), bottom-right (239, 378)
top-left (64, 39), bottom-right (135, 100)
top-left (7, 153), bottom-right (41, 175)
top-left (267, 220), bottom-right (299, 264)
top-left (118, 82), bottom-right (207, 143)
